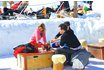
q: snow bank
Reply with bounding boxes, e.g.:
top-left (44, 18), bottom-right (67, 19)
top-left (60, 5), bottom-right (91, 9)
top-left (92, 1), bottom-right (104, 19)
top-left (0, 18), bottom-right (104, 56)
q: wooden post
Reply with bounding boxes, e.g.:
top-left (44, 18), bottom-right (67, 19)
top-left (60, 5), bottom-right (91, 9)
top-left (52, 55), bottom-right (66, 70)
top-left (9, 1), bottom-right (12, 9)
top-left (73, 1), bottom-right (78, 18)
top-left (53, 63), bottom-right (63, 70)
top-left (2, 1), bottom-right (7, 7)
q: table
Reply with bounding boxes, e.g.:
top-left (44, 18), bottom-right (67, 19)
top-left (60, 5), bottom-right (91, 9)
top-left (88, 43), bottom-right (104, 60)
top-left (17, 50), bottom-right (54, 70)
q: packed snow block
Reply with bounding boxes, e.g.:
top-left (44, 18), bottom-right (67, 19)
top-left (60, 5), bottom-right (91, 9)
top-left (17, 51), bottom-right (54, 70)
top-left (52, 54), bottom-right (66, 70)
top-left (79, 39), bottom-right (87, 48)
top-left (98, 38), bottom-right (104, 43)
top-left (88, 43), bottom-right (104, 60)
top-left (71, 49), bottom-right (91, 69)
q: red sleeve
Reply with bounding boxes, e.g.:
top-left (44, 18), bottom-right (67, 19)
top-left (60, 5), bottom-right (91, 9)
top-left (0, 10), bottom-right (2, 14)
top-left (29, 33), bottom-right (36, 46)
top-left (11, 1), bottom-right (22, 10)
top-left (36, 28), bottom-right (41, 42)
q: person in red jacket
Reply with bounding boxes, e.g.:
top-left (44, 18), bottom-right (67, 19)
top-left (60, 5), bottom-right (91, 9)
top-left (0, 8), bottom-right (2, 14)
top-left (3, 1), bottom-right (28, 16)
top-left (11, 1), bottom-right (22, 10)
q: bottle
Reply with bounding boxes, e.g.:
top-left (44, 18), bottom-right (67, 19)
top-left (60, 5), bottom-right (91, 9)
top-left (47, 41), bottom-right (51, 51)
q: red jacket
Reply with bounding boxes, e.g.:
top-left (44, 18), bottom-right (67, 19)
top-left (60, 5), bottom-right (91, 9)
top-left (11, 1), bottom-right (22, 10)
top-left (13, 46), bottom-right (25, 57)
top-left (0, 9), bottom-right (2, 14)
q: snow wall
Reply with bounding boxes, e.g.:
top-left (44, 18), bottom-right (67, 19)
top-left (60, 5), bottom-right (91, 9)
top-left (0, 18), bottom-right (104, 56)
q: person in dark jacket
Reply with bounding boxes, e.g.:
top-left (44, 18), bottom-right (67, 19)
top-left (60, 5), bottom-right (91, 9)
top-left (51, 21), bottom-right (70, 45)
top-left (55, 21), bottom-right (70, 39)
top-left (55, 23), bottom-right (82, 66)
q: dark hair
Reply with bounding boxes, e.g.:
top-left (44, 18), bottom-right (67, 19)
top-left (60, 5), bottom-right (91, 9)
top-left (59, 24), bottom-right (67, 31)
top-left (64, 21), bottom-right (70, 26)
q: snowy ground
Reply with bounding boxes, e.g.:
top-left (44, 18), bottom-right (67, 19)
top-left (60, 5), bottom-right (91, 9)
top-left (0, 55), bottom-right (104, 70)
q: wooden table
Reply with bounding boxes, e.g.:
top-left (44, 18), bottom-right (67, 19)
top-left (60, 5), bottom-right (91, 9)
top-left (88, 43), bottom-right (104, 60)
top-left (17, 50), bottom-right (54, 70)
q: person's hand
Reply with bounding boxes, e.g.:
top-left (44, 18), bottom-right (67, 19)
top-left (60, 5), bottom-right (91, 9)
top-left (55, 42), bottom-right (60, 46)
top-left (51, 39), bottom-right (56, 43)
top-left (44, 42), bottom-right (47, 44)
top-left (60, 46), bottom-right (63, 48)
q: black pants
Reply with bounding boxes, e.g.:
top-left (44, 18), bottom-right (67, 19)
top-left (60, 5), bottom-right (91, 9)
top-left (55, 47), bottom-right (77, 63)
top-left (6, 10), bottom-right (20, 16)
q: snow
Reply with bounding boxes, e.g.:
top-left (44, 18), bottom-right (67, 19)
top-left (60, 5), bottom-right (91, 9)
top-left (0, 56), bottom-right (104, 70)
top-left (92, 1), bottom-right (104, 20)
top-left (0, 56), bottom-right (17, 70)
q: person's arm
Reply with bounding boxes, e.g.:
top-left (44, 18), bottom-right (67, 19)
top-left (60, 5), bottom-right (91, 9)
top-left (36, 28), bottom-right (41, 43)
top-left (29, 34), bottom-right (36, 46)
top-left (60, 34), bottom-right (67, 48)
top-left (51, 32), bottom-right (62, 43)
top-left (55, 32), bottom-right (62, 39)
top-left (56, 37), bottom-right (61, 41)
top-left (51, 37), bottom-right (61, 43)
top-left (43, 31), bottom-right (47, 43)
